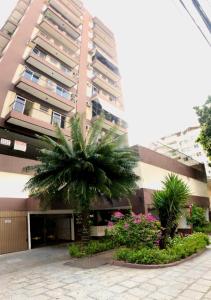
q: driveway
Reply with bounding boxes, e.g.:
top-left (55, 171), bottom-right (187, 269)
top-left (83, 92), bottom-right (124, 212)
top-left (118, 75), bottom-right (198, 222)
top-left (1, 247), bottom-right (211, 299)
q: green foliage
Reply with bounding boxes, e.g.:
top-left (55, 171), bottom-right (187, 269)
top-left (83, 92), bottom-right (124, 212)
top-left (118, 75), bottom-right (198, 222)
top-left (187, 204), bottom-right (207, 228)
top-left (194, 96), bottom-right (211, 162)
top-left (24, 114), bottom-right (139, 239)
top-left (107, 213), bottom-right (161, 249)
top-left (115, 233), bottom-right (209, 264)
top-left (194, 223), bottom-right (211, 234)
top-left (69, 239), bottom-right (115, 257)
top-left (153, 174), bottom-right (190, 247)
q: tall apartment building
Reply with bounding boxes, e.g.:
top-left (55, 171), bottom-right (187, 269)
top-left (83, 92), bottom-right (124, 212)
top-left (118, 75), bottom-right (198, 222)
top-left (0, 0), bottom-right (127, 254)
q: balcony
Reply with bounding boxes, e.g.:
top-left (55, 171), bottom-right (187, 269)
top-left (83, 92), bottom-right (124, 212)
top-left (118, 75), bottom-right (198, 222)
top-left (39, 19), bottom-right (79, 53)
top-left (1, 0), bottom-right (31, 37)
top-left (92, 115), bottom-right (127, 135)
top-left (60, 0), bottom-right (82, 18)
top-left (49, 0), bottom-right (82, 27)
top-left (26, 50), bottom-right (77, 88)
top-left (93, 17), bottom-right (114, 39)
top-left (91, 98), bottom-right (127, 135)
top-left (92, 74), bottom-right (121, 98)
top-left (44, 7), bottom-right (80, 40)
top-left (94, 24), bottom-right (115, 48)
top-left (5, 98), bottom-right (71, 138)
top-left (92, 58), bottom-right (119, 82)
top-left (33, 32), bottom-right (79, 68)
top-left (93, 34), bottom-right (116, 59)
top-left (0, 31), bottom-right (10, 54)
top-left (15, 69), bottom-right (76, 111)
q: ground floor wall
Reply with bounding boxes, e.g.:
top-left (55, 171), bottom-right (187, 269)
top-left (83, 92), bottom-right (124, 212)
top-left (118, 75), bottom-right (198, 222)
top-left (0, 211), bottom-right (28, 254)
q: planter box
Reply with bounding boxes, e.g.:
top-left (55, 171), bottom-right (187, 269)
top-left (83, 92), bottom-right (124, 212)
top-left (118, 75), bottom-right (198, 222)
top-left (90, 226), bottom-right (107, 237)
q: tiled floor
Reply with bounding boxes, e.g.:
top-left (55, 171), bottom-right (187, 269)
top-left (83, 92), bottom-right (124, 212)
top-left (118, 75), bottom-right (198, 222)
top-left (1, 246), bottom-right (211, 299)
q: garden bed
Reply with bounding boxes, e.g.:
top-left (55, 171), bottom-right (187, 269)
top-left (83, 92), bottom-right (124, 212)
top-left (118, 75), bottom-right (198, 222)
top-left (113, 233), bottom-right (209, 266)
top-left (113, 249), bottom-right (207, 269)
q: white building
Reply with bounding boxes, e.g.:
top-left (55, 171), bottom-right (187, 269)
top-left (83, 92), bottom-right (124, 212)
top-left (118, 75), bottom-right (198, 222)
top-left (150, 126), bottom-right (211, 180)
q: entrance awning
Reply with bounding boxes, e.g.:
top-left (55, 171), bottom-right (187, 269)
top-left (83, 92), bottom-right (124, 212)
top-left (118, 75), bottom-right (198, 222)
top-left (93, 98), bottom-right (125, 120)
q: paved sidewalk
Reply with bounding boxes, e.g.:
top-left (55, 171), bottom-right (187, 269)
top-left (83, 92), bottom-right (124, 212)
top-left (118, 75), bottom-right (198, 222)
top-left (1, 247), bottom-right (211, 299)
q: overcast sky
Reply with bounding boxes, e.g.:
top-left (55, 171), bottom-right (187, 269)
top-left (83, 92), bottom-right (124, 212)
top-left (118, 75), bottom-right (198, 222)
top-left (1, 0), bottom-right (211, 146)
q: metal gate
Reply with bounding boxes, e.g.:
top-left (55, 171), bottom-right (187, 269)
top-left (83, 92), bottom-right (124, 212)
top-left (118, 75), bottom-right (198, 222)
top-left (0, 211), bottom-right (28, 254)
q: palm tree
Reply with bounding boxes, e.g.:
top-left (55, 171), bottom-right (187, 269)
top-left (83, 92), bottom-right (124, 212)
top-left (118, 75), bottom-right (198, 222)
top-left (153, 174), bottom-right (190, 249)
top-left (24, 114), bottom-right (139, 242)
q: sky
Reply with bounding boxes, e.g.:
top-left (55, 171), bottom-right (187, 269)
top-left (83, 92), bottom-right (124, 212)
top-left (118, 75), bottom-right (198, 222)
top-left (1, 0), bottom-right (211, 146)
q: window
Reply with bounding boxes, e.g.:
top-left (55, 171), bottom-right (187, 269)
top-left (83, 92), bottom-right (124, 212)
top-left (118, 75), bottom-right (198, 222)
top-left (51, 112), bottom-right (65, 128)
top-left (56, 85), bottom-right (70, 100)
top-left (13, 96), bottom-right (26, 113)
top-left (92, 85), bottom-right (99, 95)
top-left (24, 69), bottom-right (40, 83)
top-left (109, 95), bottom-right (117, 102)
top-left (33, 47), bottom-right (46, 59)
top-left (60, 63), bottom-right (71, 74)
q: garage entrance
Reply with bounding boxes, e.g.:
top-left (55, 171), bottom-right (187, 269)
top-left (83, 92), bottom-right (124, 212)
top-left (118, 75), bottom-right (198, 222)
top-left (28, 211), bottom-right (75, 249)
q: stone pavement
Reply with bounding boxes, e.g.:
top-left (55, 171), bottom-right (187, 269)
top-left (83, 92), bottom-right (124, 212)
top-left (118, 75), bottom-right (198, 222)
top-left (1, 247), bottom-right (211, 299)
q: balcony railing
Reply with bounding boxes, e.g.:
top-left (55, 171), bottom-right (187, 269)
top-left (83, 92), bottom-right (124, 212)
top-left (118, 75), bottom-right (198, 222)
top-left (9, 97), bottom-right (70, 130)
top-left (21, 68), bottom-right (74, 102)
top-left (44, 8), bottom-right (80, 41)
top-left (39, 31), bottom-right (79, 60)
top-left (31, 47), bottom-right (78, 79)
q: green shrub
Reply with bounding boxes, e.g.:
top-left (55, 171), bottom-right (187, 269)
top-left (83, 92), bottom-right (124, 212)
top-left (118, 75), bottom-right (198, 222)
top-left (69, 244), bottom-right (85, 258)
top-left (187, 205), bottom-right (208, 228)
top-left (69, 238), bottom-right (115, 258)
top-left (194, 223), bottom-right (211, 234)
top-left (107, 212), bottom-right (161, 249)
top-left (115, 233), bottom-right (209, 264)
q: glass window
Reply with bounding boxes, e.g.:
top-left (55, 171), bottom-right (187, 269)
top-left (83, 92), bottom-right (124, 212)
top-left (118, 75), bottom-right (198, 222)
top-left (24, 69), bottom-right (40, 83)
top-left (13, 96), bottom-right (26, 113)
top-left (56, 85), bottom-right (70, 99)
top-left (52, 112), bottom-right (61, 127)
top-left (52, 112), bottom-right (65, 129)
top-left (33, 47), bottom-right (46, 59)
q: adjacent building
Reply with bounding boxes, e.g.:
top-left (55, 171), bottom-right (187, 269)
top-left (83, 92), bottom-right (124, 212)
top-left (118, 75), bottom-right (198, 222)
top-left (0, 0), bottom-right (127, 254)
top-left (149, 126), bottom-right (211, 179)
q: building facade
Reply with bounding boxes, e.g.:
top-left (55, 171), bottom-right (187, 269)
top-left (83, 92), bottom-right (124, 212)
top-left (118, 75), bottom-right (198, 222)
top-left (132, 146), bottom-right (210, 231)
top-left (149, 126), bottom-right (211, 179)
top-left (0, 0), bottom-right (127, 254)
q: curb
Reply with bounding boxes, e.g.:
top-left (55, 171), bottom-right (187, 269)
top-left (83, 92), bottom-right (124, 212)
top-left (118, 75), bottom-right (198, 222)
top-left (112, 248), bottom-right (208, 269)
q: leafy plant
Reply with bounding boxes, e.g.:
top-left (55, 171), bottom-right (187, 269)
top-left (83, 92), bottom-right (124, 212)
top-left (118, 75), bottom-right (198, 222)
top-left (194, 96), bottom-right (211, 162)
top-left (153, 174), bottom-right (190, 249)
top-left (187, 204), bottom-right (207, 228)
top-left (24, 114), bottom-right (139, 242)
top-left (107, 212), bottom-right (161, 249)
top-left (69, 239), bottom-right (115, 257)
top-left (115, 233), bottom-right (209, 264)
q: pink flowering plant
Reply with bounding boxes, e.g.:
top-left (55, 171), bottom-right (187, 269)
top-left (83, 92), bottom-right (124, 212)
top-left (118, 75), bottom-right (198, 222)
top-left (107, 211), bottom-right (161, 249)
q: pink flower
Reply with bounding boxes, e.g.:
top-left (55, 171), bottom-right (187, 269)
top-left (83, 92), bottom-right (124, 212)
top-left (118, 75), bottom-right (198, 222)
top-left (113, 211), bottom-right (124, 219)
top-left (134, 218), bottom-right (141, 224)
top-left (146, 214), bottom-right (157, 222)
top-left (107, 221), bottom-right (114, 227)
top-left (124, 223), bottom-right (129, 229)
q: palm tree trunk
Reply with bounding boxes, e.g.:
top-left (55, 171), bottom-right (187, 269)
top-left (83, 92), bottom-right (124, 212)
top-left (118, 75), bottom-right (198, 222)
top-left (81, 206), bottom-right (90, 243)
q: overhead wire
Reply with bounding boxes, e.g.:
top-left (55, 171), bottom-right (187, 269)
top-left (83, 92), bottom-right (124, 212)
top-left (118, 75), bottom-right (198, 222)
top-left (178, 0), bottom-right (211, 47)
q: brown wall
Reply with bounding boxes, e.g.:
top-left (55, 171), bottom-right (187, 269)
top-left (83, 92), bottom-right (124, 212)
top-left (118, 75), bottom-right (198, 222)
top-left (134, 145), bottom-right (207, 183)
top-left (0, 154), bottom-right (37, 174)
top-left (130, 188), bottom-right (210, 214)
